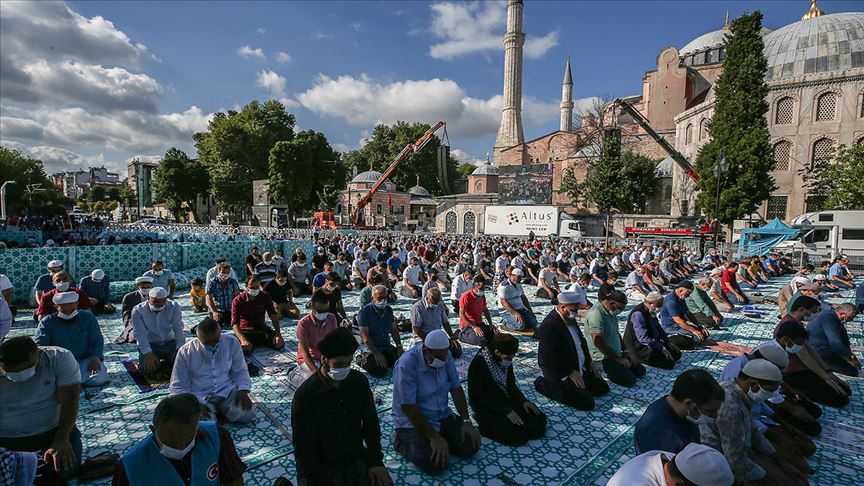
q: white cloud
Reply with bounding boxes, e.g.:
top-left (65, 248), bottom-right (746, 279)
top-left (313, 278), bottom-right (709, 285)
top-left (427, 1), bottom-right (558, 60)
top-left (332, 143), bottom-right (351, 153)
top-left (256, 70), bottom-right (287, 97)
top-left (311, 31), bottom-right (333, 41)
top-left (275, 51), bottom-right (293, 64)
top-left (451, 148), bottom-right (486, 166)
top-left (238, 45), bottom-right (266, 60)
top-left (296, 73), bottom-right (563, 140)
top-left (257, 27), bottom-right (267, 34)
top-left (1, 140), bottom-right (109, 174)
top-left (351, 22), bottom-right (363, 32)
top-left (125, 154), bottom-right (162, 164)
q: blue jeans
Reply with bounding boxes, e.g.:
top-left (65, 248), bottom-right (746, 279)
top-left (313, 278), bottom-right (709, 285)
top-left (725, 291), bottom-right (750, 305)
top-left (739, 280), bottom-right (757, 289)
top-left (501, 307), bottom-right (538, 330)
top-left (832, 279), bottom-right (854, 290)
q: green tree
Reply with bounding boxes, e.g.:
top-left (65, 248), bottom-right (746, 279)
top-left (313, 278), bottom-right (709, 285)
top-left (342, 121), bottom-right (457, 195)
top-left (0, 146), bottom-right (69, 216)
top-left (802, 144), bottom-right (864, 211)
top-left (151, 148), bottom-right (210, 222)
top-left (88, 186), bottom-right (106, 202)
top-left (268, 139), bottom-right (317, 226)
top-left (456, 163), bottom-right (476, 179)
top-left (559, 167), bottom-right (583, 207)
top-left (195, 100), bottom-right (295, 213)
top-left (118, 184), bottom-right (136, 220)
top-left (694, 11), bottom-right (774, 223)
top-left (581, 134), bottom-right (659, 214)
top-left (106, 187), bottom-right (121, 202)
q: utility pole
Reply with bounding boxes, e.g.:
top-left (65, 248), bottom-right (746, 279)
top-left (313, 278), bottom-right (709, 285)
top-left (712, 150), bottom-right (728, 245)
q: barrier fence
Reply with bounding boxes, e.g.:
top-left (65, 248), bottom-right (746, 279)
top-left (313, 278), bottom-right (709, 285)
top-left (0, 238), bottom-right (315, 305)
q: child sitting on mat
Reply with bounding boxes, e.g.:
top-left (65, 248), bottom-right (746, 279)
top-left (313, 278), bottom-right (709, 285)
top-left (189, 278), bottom-right (206, 312)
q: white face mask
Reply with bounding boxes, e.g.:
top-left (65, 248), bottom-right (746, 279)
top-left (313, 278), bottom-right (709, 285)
top-left (57, 309), bottom-right (78, 320)
top-left (747, 386), bottom-right (774, 403)
top-left (475, 289), bottom-right (485, 298)
top-left (3, 364), bottom-right (37, 382)
top-left (373, 300), bottom-right (387, 310)
top-left (248, 289), bottom-right (260, 297)
top-left (217, 273), bottom-right (229, 282)
top-left (140, 288), bottom-right (151, 297)
top-left (327, 366), bottom-right (351, 381)
top-left (499, 359), bottom-right (512, 368)
top-left (685, 406), bottom-right (715, 425)
top-left (784, 343), bottom-right (804, 354)
top-left (156, 432), bottom-right (195, 460)
top-left (149, 303), bottom-right (165, 312)
top-left (313, 310), bottom-right (330, 321)
top-left (153, 270), bottom-right (164, 276)
top-left (55, 281), bottom-right (70, 292)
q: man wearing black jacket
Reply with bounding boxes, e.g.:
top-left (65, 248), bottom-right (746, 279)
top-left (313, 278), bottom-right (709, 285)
top-left (534, 291), bottom-right (609, 410)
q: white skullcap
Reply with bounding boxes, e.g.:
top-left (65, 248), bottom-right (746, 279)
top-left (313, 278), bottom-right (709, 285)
top-left (48, 260), bottom-right (64, 269)
top-left (645, 291), bottom-right (664, 303)
top-left (742, 358), bottom-right (782, 382)
top-left (709, 267), bottom-right (722, 277)
top-left (148, 287), bottom-right (168, 299)
top-left (424, 329), bottom-right (450, 350)
top-left (813, 274), bottom-right (827, 281)
top-left (135, 276), bottom-right (153, 284)
top-left (52, 291), bottom-right (79, 305)
top-left (557, 291), bottom-right (581, 305)
top-left (510, 268), bottom-right (524, 277)
top-left (754, 341), bottom-right (790, 369)
top-left (793, 276), bottom-right (810, 285)
top-left (674, 443), bottom-right (734, 486)
top-left (91, 269), bottom-right (105, 281)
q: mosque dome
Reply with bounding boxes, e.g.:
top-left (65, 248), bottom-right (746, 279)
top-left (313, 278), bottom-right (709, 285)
top-left (350, 170), bottom-right (387, 184)
top-left (656, 157), bottom-right (675, 178)
top-left (470, 160), bottom-right (499, 176)
top-left (408, 184), bottom-right (430, 196)
top-left (679, 26), bottom-right (773, 57)
top-left (762, 12), bottom-right (864, 80)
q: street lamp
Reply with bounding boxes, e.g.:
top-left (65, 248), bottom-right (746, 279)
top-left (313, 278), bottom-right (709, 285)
top-left (712, 150), bottom-right (729, 244)
top-left (0, 180), bottom-right (16, 219)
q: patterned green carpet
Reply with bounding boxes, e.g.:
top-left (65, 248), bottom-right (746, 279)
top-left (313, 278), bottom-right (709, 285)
top-left (7, 275), bottom-right (863, 485)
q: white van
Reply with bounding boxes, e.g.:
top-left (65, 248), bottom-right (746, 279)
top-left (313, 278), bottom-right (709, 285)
top-left (774, 210), bottom-right (864, 267)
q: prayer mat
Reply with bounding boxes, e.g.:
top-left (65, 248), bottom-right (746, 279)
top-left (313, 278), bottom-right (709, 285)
top-left (816, 419), bottom-right (864, 455)
top-left (700, 340), bottom-right (753, 356)
top-left (121, 359), bottom-right (171, 393)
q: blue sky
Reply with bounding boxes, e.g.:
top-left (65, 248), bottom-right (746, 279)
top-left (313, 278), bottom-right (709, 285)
top-left (1, 0), bottom-right (859, 176)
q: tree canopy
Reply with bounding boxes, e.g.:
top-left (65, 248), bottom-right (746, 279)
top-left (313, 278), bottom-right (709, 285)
top-left (802, 144), bottom-right (864, 211)
top-left (342, 121), bottom-right (457, 195)
top-left (0, 146), bottom-right (71, 216)
top-left (576, 133), bottom-right (660, 213)
top-left (694, 11), bottom-right (774, 223)
top-left (151, 147), bottom-right (210, 222)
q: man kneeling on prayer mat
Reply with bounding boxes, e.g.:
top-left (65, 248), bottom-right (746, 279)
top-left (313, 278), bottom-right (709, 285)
top-left (35, 291), bottom-right (109, 386)
top-left (112, 393), bottom-right (246, 485)
top-left (131, 287), bottom-right (185, 374)
top-left (392, 330), bottom-right (481, 475)
top-left (608, 442), bottom-right (733, 486)
top-left (169, 318), bottom-right (255, 425)
top-left (292, 327), bottom-right (393, 486)
top-left (719, 341), bottom-right (815, 476)
top-left (701, 359), bottom-right (809, 485)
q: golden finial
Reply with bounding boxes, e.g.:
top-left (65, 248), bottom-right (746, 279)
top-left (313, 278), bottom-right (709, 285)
top-left (802, 0), bottom-right (824, 20)
top-left (724, 10), bottom-right (730, 30)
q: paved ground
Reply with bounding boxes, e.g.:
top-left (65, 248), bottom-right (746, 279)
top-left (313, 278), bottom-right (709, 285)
top-left (8, 274), bottom-right (864, 485)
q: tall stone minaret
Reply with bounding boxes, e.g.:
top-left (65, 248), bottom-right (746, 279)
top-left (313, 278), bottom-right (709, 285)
top-left (560, 58), bottom-right (573, 132)
top-left (493, 0), bottom-right (525, 163)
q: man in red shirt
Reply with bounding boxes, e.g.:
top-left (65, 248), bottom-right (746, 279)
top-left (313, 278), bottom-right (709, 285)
top-left (231, 276), bottom-right (284, 354)
top-left (458, 276), bottom-right (496, 347)
top-left (721, 262), bottom-right (750, 305)
top-left (36, 271), bottom-right (92, 321)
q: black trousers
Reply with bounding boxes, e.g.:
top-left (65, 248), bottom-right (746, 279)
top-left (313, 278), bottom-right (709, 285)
top-left (782, 369), bottom-right (850, 408)
top-left (393, 414), bottom-right (479, 475)
top-left (474, 399), bottom-right (547, 446)
top-left (0, 426), bottom-right (83, 481)
top-left (641, 346), bottom-right (681, 370)
top-left (242, 327), bottom-right (282, 353)
top-left (601, 358), bottom-right (646, 387)
top-left (534, 372), bottom-right (610, 411)
top-left (358, 347), bottom-right (399, 378)
top-left (669, 334), bottom-right (696, 351)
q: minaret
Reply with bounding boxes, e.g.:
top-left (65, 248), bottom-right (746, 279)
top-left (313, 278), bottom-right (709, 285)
top-left (493, 0), bottom-right (525, 163)
top-left (560, 58), bottom-right (573, 132)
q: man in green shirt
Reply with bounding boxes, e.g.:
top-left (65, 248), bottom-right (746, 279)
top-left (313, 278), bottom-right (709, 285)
top-left (585, 290), bottom-right (646, 387)
top-left (686, 277), bottom-right (724, 329)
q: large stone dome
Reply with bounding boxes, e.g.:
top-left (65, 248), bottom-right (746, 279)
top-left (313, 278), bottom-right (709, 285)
top-left (763, 12), bottom-right (864, 80)
top-left (408, 184), bottom-right (430, 196)
top-left (351, 170), bottom-right (387, 184)
top-left (470, 160), bottom-right (499, 176)
top-left (680, 26), bottom-right (773, 57)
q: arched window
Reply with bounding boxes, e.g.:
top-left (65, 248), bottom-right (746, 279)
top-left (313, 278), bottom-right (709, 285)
top-left (698, 119), bottom-right (709, 140)
top-left (774, 97), bottom-right (794, 124)
top-left (463, 212), bottom-right (476, 235)
top-left (815, 92), bottom-right (837, 121)
top-left (685, 124), bottom-right (693, 145)
top-left (772, 141), bottom-right (791, 171)
top-left (811, 138), bottom-right (834, 168)
top-left (474, 180), bottom-right (483, 192)
top-left (445, 211), bottom-right (457, 234)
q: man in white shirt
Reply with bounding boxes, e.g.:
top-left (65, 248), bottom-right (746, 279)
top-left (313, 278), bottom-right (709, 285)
top-left (608, 443), bottom-right (733, 486)
top-left (400, 257), bottom-right (424, 299)
top-left (169, 317), bottom-right (254, 424)
top-left (205, 257), bottom-right (238, 285)
top-left (131, 287), bottom-right (185, 373)
top-left (497, 268), bottom-right (537, 333)
top-left (352, 252), bottom-right (371, 289)
top-left (450, 268), bottom-right (475, 312)
top-left (536, 261), bottom-right (560, 302)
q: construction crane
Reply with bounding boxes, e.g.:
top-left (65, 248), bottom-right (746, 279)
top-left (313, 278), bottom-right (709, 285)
top-left (351, 121), bottom-right (447, 227)
top-left (614, 98), bottom-right (701, 187)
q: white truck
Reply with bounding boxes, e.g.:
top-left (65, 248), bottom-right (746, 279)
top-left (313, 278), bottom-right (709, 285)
top-left (483, 205), bottom-right (583, 238)
top-left (773, 210), bottom-right (864, 268)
